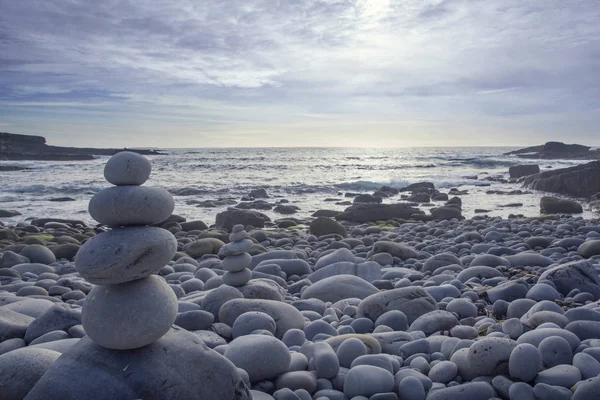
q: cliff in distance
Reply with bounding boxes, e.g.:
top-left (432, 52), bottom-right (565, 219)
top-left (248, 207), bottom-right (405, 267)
top-left (0, 132), bottom-right (164, 160)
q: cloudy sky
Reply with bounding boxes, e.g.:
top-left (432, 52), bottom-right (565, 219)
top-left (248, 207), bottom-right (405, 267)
top-left (1, 0), bottom-right (599, 148)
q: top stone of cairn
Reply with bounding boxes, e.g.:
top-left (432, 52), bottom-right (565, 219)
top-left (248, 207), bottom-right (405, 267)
top-left (104, 151), bottom-right (152, 186)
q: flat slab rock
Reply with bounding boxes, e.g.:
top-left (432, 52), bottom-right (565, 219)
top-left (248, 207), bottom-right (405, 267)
top-left (25, 327), bottom-right (251, 400)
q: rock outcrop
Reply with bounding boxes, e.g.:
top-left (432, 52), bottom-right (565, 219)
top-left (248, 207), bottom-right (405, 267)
top-left (522, 161), bottom-right (600, 198)
top-left (505, 142), bottom-right (600, 160)
top-left (215, 208), bottom-right (271, 231)
top-left (335, 203), bottom-right (424, 223)
top-left (509, 164), bottom-right (540, 179)
top-left (540, 196), bottom-right (583, 214)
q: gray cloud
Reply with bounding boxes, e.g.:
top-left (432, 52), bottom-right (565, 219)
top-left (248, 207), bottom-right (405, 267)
top-left (0, 0), bottom-right (599, 146)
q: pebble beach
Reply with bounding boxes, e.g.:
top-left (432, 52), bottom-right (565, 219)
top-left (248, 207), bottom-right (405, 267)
top-left (2, 151), bottom-right (600, 400)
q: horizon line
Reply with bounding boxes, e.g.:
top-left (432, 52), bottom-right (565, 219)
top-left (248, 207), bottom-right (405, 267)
top-left (138, 145), bottom-right (524, 150)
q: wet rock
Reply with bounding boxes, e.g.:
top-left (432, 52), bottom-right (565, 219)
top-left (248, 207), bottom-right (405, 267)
top-left (540, 196), bottom-right (583, 214)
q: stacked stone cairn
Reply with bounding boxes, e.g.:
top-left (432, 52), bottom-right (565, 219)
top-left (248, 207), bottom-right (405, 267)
top-left (74, 151), bottom-right (178, 349)
top-left (24, 151), bottom-right (251, 399)
top-left (220, 224), bottom-right (253, 287)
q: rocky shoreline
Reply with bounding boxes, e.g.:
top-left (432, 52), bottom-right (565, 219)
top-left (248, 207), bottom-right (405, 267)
top-left (1, 152), bottom-right (600, 399)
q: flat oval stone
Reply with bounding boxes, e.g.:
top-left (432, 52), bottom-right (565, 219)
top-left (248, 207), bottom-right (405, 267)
top-left (174, 310), bottom-right (213, 331)
top-left (398, 376), bottom-right (426, 400)
top-left (20, 245), bottom-right (56, 265)
top-left (223, 253), bottom-right (252, 272)
top-left (446, 298), bottom-right (478, 319)
top-left (75, 227), bottom-right (177, 284)
top-left (579, 240), bottom-right (600, 258)
top-left (343, 365), bottom-right (395, 398)
top-left (222, 269), bottom-right (252, 286)
top-left (103, 151), bottom-right (151, 186)
top-left (539, 336), bottom-right (572, 367)
top-left (89, 186), bottom-right (174, 226)
top-left (232, 311), bottom-right (276, 338)
top-left (467, 337), bottom-right (517, 377)
top-left (506, 253), bottom-right (554, 268)
top-left (566, 320), bottom-right (600, 341)
top-left (574, 352), bottom-right (600, 380)
top-left (336, 338), bottom-right (368, 368)
top-left (82, 276), bottom-right (178, 349)
top-left (428, 361), bottom-right (458, 383)
top-left (534, 364), bottom-right (582, 388)
top-left (375, 310), bottom-right (408, 331)
top-left (224, 334), bottom-right (291, 383)
top-left (313, 342), bottom-right (340, 379)
top-left (509, 343), bottom-right (541, 382)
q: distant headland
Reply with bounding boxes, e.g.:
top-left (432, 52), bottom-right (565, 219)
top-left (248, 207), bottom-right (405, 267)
top-left (505, 141), bottom-right (600, 160)
top-left (0, 132), bottom-right (164, 161)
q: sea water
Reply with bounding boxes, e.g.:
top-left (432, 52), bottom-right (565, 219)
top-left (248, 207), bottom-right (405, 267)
top-left (0, 147), bottom-right (595, 225)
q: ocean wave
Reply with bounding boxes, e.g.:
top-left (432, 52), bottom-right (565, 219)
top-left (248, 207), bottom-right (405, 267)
top-left (0, 195), bottom-right (21, 203)
top-left (7, 184), bottom-right (103, 195)
top-left (171, 187), bottom-right (215, 196)
top-left (440, 158), bottom-right (520, 168)
top-left (334, 179), bottom-right (410, 191)
top-left (180, 163), bottom-right (437, 172)
top-left (434, 179), bottom-right (501, 188)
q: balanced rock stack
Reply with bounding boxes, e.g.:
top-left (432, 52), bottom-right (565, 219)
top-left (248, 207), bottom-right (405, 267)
top-left (25, 151), bottom-right (251, 400)
top-left (220, 224), bottom-right (253, 287)
top-left (74, 151), bottom-right (178, 349)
